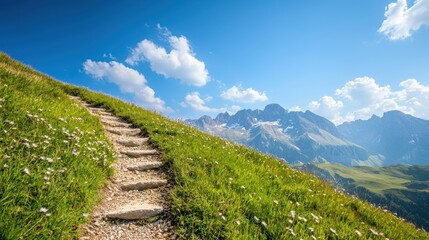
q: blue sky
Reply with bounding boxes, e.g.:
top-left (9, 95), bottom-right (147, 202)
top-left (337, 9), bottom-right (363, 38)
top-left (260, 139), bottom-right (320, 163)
top-left (1, 0), bottom-right (429, 124)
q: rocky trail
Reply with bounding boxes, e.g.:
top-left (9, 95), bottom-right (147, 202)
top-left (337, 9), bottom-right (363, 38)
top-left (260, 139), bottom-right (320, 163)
top-left (69, 96), bottom-right (175, 240)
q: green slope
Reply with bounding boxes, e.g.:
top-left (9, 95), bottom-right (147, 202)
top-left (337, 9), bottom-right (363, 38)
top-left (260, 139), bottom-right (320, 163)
top-left (1, 52), bottom-right (428, 239)
top-left (0, 53), bottom-right (115, 239)
top-left (303, 163), bottom-right (429, 230)
top-left (314, 163), bottom-right (414, 194)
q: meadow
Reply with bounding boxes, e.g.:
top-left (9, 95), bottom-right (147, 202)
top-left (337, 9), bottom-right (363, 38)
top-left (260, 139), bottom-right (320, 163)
top-left (1, 52), bottom-right (428, 239)
top-left (0, 53), bottom-right (115, 239)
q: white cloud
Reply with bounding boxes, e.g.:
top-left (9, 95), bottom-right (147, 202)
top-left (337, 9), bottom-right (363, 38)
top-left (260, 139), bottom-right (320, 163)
top-left (228, 105), bottom-right (242, 114)
top-left (288, 106), bottom-right (302, 112)
top-left (103, 53), bottom-right (116, 60)
top-left (309, 77), bottom-right (429, 124)
top-left (221, 85), bottom-right (268, 103)
top-left (309, 96), bottom-right (344, 124)
top-left (335, 77), bottom-right (391, 108)
top-left (379, 0), bottom-right (429, 40)
top-left (125, 28), bottom-right (209, 86)
top-left (83, 59), bottom-right (170, 112)
top-left (182, 92), bottom-right (224, 112)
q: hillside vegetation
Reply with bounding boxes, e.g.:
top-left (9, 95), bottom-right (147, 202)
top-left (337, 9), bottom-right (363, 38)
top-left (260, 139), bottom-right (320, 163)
top-left (1, 52), bottom-right (428, 239)
top-left (299, 163), bottom-right (429, 230)
top-left (0, 53), bottom-right (115, 239)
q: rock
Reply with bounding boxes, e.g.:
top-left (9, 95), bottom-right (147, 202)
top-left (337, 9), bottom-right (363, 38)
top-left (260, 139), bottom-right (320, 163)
top-left (121, 179), bottom-right (167, 191)
top-left (95, 111), bottom-right (112, 116)
top-left (105, 127), bottom-right (141, 136)
top-left (126, 161), bottom-right (163, 171)
top-left (116, 137), bottom-right (149, 147)
top-left (120, 149), bottom-right (158, 157)
top-left (89, 107), bottom-right (108, 112)
top-left (105, 203), bottom-right (163, 220)
top-left (101, 119), bottom-right (132, 128)
top-left (100, 115), bottom-right (123, 121)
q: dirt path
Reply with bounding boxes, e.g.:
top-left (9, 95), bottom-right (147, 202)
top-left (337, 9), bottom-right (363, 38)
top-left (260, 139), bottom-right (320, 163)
top-left (70, 96), bottom-right (175, 240)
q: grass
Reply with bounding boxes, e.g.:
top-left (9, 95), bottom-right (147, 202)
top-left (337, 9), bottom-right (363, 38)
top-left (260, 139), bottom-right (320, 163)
top-left (315, 163), bottom-right (411, 194)
top-left (67, 88), bottom-right (429, 239)
top-left (0, 53), bottom-right (115, 239)
top-left (1, 52), bottom-right (428, 239)
top-left (310, 163), bottom-right (429, 230)
top-left (316, 163), bottom-right (429, 194)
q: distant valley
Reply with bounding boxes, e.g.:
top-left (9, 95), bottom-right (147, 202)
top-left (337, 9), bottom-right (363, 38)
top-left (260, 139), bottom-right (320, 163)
top-left (186, 104), bottom-right (429, 167)
top-left (298, 163), bottom-right (429, 230)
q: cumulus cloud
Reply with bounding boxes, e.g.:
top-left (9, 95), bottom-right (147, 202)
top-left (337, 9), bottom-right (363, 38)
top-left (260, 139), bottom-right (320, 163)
top-left (229, 105), bottom-right (242, 114)
top-left (182, 92), bottom-right (224, 112)
top-left (221, 85), bottom-right (268, 103)
top-left (83, 59), bottom-right (170, 112)
top-left (335, 77), bottom-right (391, 108)
top-left (125, 28), bottom-right (209, 86)
top-left (309, 96), bottom-right (344, 124)
top-left (309, 77), bottom-right (429, 124)
top-left (379, 0), bottom-right (429, 40)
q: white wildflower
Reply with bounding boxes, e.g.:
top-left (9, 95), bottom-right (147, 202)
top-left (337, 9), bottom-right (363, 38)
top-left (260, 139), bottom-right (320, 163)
top-left (311, 213), bottom-right (319, 221)
top-left (355, 229), bottom-right (362, 237)
top-left (273, 200), bottom-right (279, 205)
top-left (286, 227), bottom-right (296, 236)
top-left (308, 227), bottom-right (314, 232)
top-left (236, 220), bottom-right (241, 225)
top-left (261, 221), bottom-right (267, 227)
top-left (23, 167), bottom-right (30, 175)
top-left (290, 210), bottom-right (296, 218)
top-left (83, 213), bottom-right (89, 218)
top-left (39, 207), bottom-right (48, 213)
top-left (330, 228), bottom-right (338, 236)
top-left (288, 219), bottom-right (293, 224)
top-left (298, 216), bottom-right (307, 222)
top-left (370, 228), bottom-right (378, 235)
top-left (254, 216), bottom-right (259, 222)
top-left (45, 213), bottom-right (51, 217)
top-left (311, 235), bottom-right (316, 240)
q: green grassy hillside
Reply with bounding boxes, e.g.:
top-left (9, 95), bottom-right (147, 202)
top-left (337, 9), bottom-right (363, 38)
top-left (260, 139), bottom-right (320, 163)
top-left (300, 163), bottom-right (429, 230)
top-left (1, 52), bottom-right (428, 239)
top-left (0, 53), bottom-right (115, 239)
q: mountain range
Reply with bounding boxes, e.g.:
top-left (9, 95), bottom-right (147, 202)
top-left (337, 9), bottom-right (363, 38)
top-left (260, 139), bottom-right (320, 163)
top-left (186, 104), bottom-right (429, 166)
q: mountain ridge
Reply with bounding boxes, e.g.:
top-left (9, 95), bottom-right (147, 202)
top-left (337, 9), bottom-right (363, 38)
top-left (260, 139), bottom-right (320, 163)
top-left (186, 104), bottom-right (429, 166)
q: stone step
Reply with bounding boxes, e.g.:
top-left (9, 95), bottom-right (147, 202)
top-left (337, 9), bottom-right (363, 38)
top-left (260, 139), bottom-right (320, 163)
top-left (101, 119), bottom-right (132, 128)
top-left (68, 96), bottom-right (80, 100)
top-left (105, 127), bottom-right (141, 136)
top-left (121, 179), bottom-right (167, 191)
top-left (105, 203), bottom-right (163, 220)
top-left (120, 149), bottom-right (158, 157)
top-left (94, 111), bottom-right (112, 116)
top-left (89, 107), bottom-right (107, 112)
top-left (100, 115), bottom-right (123, 121)
top-left (116, 137), bottom-right (149, 147)
top-left (127, 161), bottom-right (163, 171)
